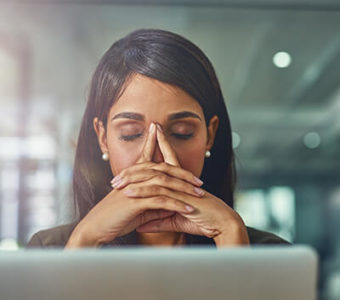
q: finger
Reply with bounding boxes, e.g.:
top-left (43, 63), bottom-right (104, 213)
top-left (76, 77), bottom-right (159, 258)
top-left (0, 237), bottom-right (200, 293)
top-left (137, 195), bottom-right (195, 214)
top-left (156, 124), bottom-right (180, 166)
top-left (136, 122), bottom-right (157, 163)
top-left (136, 209), bottom-right (176, 227)
top-left (137, 216), bottom-right (179, 233)
top-left (121, 178), bottom-right (205, 198)
top-left (111, 161), bottom-right (203, 188)
top-left (137, 214), bottom-right (205, 236)
top-left (112, 168), bottom-right (158, 189)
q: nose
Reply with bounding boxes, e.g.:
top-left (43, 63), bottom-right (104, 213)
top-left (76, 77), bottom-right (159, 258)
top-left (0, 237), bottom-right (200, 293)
top-left (152, 143), bottom-right (164, 163)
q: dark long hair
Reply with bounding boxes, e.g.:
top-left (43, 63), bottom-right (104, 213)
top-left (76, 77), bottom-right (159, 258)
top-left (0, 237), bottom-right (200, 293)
top-left (73, 29), bottom-right (236, 223)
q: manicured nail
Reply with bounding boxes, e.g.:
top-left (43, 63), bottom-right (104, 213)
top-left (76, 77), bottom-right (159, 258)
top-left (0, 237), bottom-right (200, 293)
top-left (156, 124), bottom-right (163, 133)
top-left (111, 178), bottom-right (123, 188)
top-left (185, 205), bottom-right (195, 212)
top-left (194, 187), bottom-right (205, 196)
top-left (123, 189), bottom-right (135, 196)
top-left (111, 175), bottom-right (120, 184)
top-left (193, 176), bottom-right (203, 186)
top-left (149, 122), bottom-right (155, 133)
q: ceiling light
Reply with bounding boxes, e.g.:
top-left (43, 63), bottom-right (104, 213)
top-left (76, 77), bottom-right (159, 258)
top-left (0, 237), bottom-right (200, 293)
top-left (303, 132), bottom-right (321, 149)
top-left (273, 51), bottom-right (292, 68)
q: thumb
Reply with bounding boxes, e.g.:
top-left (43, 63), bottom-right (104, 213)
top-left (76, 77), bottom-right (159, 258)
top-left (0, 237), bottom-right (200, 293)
top-left (136, 216), bottom-right (179, 233)
top-left (136, 209), bottom-right (176, 227)
top-left (156, 124), bottom-right (180, 166)
top-left (136, 122), bottom-right (157, 163)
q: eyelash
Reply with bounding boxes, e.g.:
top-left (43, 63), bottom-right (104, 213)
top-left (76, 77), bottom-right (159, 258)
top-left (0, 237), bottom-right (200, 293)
top-left (119, 133), bottom-right (143, 141)
top-left (171, 133), bottom-right (193, 140)
top-left (119, 133), bottom-right (194, 142)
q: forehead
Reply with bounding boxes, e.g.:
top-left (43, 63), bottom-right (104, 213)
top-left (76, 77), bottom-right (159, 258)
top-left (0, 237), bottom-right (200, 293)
top-left (109, 74), bottom-right (204, 121)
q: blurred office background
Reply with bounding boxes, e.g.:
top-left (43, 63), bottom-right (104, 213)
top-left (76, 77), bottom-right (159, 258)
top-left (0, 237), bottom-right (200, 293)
top-left (0, 0), bottom-right (339, 298)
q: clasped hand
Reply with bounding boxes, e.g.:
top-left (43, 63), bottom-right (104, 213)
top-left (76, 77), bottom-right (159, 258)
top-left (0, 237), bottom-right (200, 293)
top-left (110, 122), bottom-right (249, 247)
top-left (67, 122), bottom-right (249, 248)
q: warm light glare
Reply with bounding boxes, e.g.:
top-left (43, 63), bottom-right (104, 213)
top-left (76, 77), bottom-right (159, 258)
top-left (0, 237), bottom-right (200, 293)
top-left (0, 136), bottom-right (56, 159)
top-left (0, 238), bottom-right (19, 251)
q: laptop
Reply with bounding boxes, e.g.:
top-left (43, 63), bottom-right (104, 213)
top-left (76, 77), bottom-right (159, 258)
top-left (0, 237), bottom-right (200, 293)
top-left (0, 246), bottom-right (317, 300)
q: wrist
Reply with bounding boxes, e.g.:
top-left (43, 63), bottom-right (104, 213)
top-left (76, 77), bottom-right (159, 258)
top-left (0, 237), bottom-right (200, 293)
top-left (213, 218), bottom-right (250, 248)
top-left (65, 223), bottom-right (102, 249)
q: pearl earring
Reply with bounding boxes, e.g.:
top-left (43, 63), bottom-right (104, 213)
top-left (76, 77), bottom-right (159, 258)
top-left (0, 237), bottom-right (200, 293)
top-left (102, 152), bottom-right (109, 161)
top-left (205, 150), bottom-right (211, 158)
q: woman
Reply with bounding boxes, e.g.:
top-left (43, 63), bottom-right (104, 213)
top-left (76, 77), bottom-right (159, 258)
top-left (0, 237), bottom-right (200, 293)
top-left (27, 29), bottom-right (288, 248)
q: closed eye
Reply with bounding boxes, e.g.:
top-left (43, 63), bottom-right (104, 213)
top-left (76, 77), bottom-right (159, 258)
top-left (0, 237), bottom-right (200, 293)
top-left (119, 132), bottom-right (193, 142)
top-left (171, 133), bottom-right (194, 140)
top-left (119, 133), bottom-right (143, 141)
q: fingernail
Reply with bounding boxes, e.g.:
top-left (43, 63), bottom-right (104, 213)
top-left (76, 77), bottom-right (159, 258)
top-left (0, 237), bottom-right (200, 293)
top-left (149, 122), bottom-right (155, 133)
top-left (193, 176), bottom-right (203, 186)
top-left (185, 205), bottom-right (195, 212)
top-left (111, 178), bottom-right (123, 188)
top-left (111, 175), bottom-right (120, 184)
top-left (194, 187), bottom-right (205, 196)
top-left (156, 124), bottom-right (163, 133)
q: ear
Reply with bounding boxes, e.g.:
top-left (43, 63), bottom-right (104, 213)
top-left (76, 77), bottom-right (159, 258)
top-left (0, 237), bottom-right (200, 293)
top-left (206, 115), bottom-right (219, 151)
top-left (93, 117), bottom-right (109, 154)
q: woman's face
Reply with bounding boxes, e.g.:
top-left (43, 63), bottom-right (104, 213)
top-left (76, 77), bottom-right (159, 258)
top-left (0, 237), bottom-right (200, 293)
top-left (94, 74), bottom-right (219, 178)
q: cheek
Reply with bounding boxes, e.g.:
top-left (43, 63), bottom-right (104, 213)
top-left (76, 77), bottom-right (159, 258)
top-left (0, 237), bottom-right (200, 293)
top-left (176, 141), bottom-right (206, 178)
top-left (107, 141), bottom-right (143, 176)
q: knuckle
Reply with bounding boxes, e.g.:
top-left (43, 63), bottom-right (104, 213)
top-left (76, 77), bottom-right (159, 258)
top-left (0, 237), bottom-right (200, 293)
top-left (184, 172), bottom-right (194, 183)
top-left (159, 162), bottom-right (169, 170)
top-left (132, 186), bottom-right (140, 194)
top-left (184, 182), bottom-right (193, 192)
top-left (156, 173), bottom-right (167, 183)
top-left (154, 196), bottom-right (166, 205)
top-left (136, 162), bottom-right (147, 169)
top-left (146, 161), bottom-right (155, 168)
top-left (120, 169), bottom-right (127, 178)
top-left (148, 169), bottom-right (158, 178)
top-left (148, 185), bottom-right (159, 194)
top-left (150, 185), bottom-right (161, 194)
top-left (180, 168), bottom-right (190, 178)
top-left (174, 199), bottom-right (184, 209)
top-left (122, 173), bottom-right (130, 183)
top-left (133, 185), bottom-right (146, 196)
top-left (159, 162), bottom-right (167, 168)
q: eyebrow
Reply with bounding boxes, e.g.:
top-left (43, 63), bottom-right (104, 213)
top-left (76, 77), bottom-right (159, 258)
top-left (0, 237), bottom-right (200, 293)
top-left (111, 112), bottom-right (144, 121)
top-left (168, 111), bottom-right (202, 121)
top-left (111, 111), bottom-right (202, 122)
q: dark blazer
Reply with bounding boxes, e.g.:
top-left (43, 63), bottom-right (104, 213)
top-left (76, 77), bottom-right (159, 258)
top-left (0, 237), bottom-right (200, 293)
top-left (26, 223), bottom-right (290, 248)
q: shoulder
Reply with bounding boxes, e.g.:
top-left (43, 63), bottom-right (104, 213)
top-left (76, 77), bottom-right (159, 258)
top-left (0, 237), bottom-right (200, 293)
top-left (246, 226), bottom-right (291, 245)
top-left (26, 222), bottom-right (78, 248)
